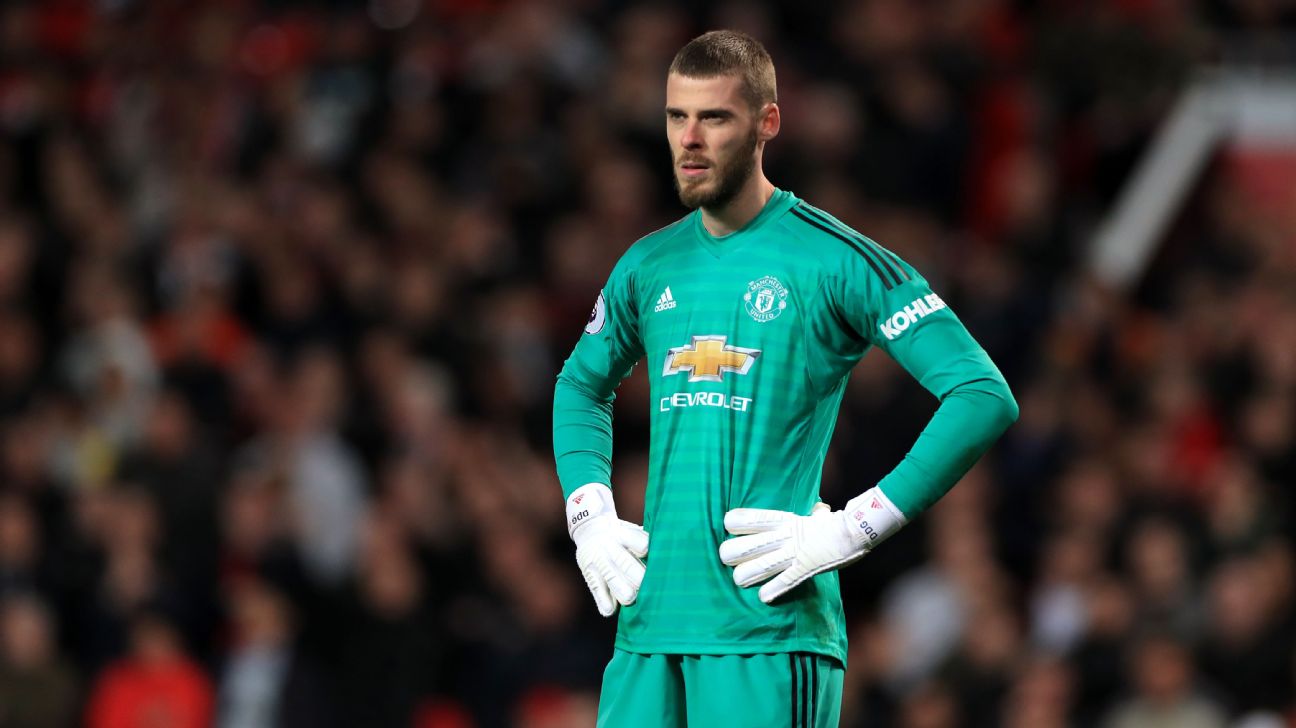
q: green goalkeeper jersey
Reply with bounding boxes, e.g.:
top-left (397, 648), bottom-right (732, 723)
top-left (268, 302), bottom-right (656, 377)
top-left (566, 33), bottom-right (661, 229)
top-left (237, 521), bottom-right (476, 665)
top-left (553, 189), bottom-right (1017, 664)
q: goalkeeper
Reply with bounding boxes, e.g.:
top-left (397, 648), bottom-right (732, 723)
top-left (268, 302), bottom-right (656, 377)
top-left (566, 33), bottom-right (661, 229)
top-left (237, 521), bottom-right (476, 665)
top-left (554, 29), bottom-right (1018, 727)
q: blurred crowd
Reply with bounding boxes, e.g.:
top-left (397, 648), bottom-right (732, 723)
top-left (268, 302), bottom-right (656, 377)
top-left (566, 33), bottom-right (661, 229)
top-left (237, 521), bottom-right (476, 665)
top-left (0, 0), bottom-right (1295, 726)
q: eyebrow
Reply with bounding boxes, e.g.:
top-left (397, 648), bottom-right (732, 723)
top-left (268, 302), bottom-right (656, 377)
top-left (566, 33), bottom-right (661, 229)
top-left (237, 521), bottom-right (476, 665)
top-left (664, 107), bottom-right (737, 119)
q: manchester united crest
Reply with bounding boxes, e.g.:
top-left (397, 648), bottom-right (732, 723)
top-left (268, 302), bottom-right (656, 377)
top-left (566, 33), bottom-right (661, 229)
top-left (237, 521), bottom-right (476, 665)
top-left (743, 276), bottom-right (788, 323)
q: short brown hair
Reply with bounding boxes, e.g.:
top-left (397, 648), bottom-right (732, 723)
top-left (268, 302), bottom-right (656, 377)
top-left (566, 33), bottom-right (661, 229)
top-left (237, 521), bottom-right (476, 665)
top-left (668, 30), bottom-right (776, 110)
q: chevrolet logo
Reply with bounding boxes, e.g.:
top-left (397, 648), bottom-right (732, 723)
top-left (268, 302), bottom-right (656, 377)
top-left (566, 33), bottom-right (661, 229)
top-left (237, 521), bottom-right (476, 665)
top-left (662, 335), bottom-right (760, 382)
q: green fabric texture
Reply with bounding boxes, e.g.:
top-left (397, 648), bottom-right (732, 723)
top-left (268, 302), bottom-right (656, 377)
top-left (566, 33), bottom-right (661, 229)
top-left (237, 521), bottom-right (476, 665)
top-left (596, 649), bottom-right (844, 728)
top-left (553, 189), bottom-right (1017, 662)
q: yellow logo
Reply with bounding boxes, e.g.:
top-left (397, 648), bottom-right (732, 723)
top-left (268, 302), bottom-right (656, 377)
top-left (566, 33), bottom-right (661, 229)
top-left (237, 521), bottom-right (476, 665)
top-left (662, 335), bottom-right (760, 382)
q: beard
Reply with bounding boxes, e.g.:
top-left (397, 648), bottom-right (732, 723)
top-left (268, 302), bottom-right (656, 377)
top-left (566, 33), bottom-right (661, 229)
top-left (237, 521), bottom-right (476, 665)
top-left (674, 126), bottom-right (759, 211)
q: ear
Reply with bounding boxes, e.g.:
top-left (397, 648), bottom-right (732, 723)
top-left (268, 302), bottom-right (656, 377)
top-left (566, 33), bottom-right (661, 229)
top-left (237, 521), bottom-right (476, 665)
top-left (758, 102), bottom-right (781, 142)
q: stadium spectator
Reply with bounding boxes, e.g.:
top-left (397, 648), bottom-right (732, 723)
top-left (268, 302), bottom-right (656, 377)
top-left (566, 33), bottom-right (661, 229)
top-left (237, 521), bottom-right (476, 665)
top-left (216, 577), bottom-right (332, 728)
top-left (83, 609), bottom-right (213, 728)
top-left (0, 594), bottom-right (77, 728)
top-left (1102, 632), bottom-right (1227, 728)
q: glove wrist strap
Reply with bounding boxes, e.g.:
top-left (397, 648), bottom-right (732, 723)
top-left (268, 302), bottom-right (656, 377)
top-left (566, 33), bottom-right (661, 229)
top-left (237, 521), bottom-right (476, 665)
top-left (566, 482), bottom-right (616, 539)
top-left (843, 487), bottom-right (907, 551)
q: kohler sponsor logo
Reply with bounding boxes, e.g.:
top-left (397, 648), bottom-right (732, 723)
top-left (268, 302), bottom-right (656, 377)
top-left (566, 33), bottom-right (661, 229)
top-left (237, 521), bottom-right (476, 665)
top-left (879, 294), bottom-right (947, 340)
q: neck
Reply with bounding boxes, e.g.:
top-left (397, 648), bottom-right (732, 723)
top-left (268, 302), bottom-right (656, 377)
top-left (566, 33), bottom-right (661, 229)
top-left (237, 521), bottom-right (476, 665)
top-left (700, 172), bottom-right (776, 237)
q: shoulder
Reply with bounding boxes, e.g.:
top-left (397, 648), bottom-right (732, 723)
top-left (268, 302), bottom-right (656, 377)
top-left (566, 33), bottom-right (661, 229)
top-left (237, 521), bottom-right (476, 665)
top-left (615, 213), bottom-right (693, 275)
top-left (598, 214), bottom-right (691, 308)
top-left (775, 199), bottom-right (915, 291)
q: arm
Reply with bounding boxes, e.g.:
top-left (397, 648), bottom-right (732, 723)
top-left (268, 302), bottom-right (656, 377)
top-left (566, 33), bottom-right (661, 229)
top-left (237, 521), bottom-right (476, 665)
top-left (553, 360), bottom-right (617, 498)
top-left (554, 256), bottom-right (644, 493)
top-left (867, 290), bottom-right (1019, 516)
top-left (721, 244), bottom-right (1017, 603)
top-left (553, 266), bottom-right (651, 616)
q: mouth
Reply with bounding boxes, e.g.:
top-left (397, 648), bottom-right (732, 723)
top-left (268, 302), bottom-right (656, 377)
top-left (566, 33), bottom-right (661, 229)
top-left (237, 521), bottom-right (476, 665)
top-left (678, 161), bottom-right (710, 178)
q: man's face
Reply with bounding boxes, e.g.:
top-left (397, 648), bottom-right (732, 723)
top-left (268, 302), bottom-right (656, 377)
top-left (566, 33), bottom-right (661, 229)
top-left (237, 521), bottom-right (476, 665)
top-left (665, 73), bottom-right (765, 210)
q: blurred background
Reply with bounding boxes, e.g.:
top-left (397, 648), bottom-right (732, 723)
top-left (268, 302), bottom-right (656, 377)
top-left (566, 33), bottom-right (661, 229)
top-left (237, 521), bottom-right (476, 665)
top-left (1, 0), bottom-right (1295, 726)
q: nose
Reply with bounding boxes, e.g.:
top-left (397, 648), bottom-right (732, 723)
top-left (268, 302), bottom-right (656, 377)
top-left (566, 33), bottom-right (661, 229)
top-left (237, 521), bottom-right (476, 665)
top-left (681, 120), bottom-right (703, 150)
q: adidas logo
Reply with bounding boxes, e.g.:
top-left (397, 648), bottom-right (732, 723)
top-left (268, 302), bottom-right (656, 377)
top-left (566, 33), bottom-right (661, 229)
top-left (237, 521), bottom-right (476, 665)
top-left (654, 287), bottom-right (677, 312)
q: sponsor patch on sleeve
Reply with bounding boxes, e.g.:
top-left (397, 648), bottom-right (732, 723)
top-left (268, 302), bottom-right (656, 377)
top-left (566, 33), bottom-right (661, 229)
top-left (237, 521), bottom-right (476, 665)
top-left (879, 293), bottom-right (947, 340)
top-left (584, 291), bottom-right (607, 335)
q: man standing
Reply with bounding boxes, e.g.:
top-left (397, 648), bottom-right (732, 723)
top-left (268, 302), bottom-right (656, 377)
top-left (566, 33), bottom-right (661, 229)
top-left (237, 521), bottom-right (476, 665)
top-left (553, 30), bottom-right (1017, 727)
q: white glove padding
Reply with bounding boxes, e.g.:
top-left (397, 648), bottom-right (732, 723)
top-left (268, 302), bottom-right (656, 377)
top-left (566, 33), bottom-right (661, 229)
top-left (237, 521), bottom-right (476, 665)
top-left (567, 483), bottom-right (649, 617)
top-left (719, 487), bottom-right (906, 604)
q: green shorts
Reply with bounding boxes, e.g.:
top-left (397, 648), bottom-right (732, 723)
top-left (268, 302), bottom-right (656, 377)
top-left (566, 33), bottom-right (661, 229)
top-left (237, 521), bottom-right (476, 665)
top-left (596, 649), bottom-right (843, 728)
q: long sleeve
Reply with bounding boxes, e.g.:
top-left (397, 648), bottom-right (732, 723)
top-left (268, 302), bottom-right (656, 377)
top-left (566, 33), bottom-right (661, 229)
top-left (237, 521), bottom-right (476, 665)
top-left (831, 243), bottom-right (1018, 517)
top-left (870, 316), bottom-right (1018, 515)
top-left (554, 363), bottom-right (618, 497)
top-left (553, 260), bottom-right (645, 498)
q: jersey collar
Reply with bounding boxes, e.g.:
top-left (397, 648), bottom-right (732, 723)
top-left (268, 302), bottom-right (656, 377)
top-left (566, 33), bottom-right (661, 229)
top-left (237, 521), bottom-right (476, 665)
top-left (692, 188), bottom-right (797, 258)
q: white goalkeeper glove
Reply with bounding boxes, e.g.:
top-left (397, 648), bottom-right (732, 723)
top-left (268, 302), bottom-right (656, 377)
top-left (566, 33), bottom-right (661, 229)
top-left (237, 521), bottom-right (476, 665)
top-left (719, 487), bottom-right (907, 604)
top-left (566, 483), bottom-right (649, 617)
